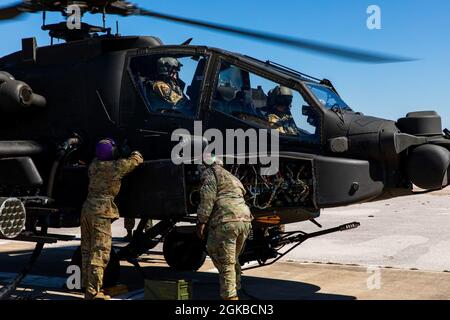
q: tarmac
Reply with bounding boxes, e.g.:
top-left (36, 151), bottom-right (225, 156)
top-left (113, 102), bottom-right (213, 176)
top-left (1, 187), bottom-right (450, 300)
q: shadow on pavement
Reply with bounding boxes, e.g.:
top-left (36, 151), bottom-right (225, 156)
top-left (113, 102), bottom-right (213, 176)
top-left (138, 266), bottom-right (355, 300)
top-left (0, 246), bottom-right (355, 300)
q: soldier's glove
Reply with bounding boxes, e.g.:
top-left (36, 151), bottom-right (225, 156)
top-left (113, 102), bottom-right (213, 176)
top-left (131, 150), bottom-right (143, 159)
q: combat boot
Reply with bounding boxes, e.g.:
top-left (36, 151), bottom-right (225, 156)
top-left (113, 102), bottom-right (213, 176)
top-left (93, 291), bottom-right (111, 300)
top-left (85, 291), bottom-right (111, 300)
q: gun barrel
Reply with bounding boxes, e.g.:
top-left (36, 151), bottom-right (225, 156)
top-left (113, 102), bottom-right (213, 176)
top-left (0, 141), bottom-right (45, 158)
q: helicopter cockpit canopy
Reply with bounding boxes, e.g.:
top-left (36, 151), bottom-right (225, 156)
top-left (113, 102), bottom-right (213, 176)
top-left (212, 61), bottom-right (321, 142)
top-left (305, 83), bottom-right (352, 111)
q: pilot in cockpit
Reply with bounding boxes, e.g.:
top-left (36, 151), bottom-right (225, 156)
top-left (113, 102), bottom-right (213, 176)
top-left (262, 85), bottom-right (299, 135)
top-left (148, 57), bottom-right (187, 112)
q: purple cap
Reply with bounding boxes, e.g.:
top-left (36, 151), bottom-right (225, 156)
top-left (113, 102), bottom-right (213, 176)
top-left (96, 138), bottom-right (116, 161)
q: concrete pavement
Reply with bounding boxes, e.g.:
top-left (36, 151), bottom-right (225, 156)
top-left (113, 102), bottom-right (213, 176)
top-left (283, 188), bottom-right (450, 272)
top-left (1, 188), bottom-right (450, 299)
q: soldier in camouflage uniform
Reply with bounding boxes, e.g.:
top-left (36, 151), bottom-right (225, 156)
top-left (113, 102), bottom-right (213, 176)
top-left (124, 217), bottom-right (135, 239)
top-left (81, 138), bottom-right (143, 300)
top-left (149, 57), bottom-right (185, 110)
top-left (196, 156), bottom-right (253, 300)
top-left (124, 217), bottom-right (153, 241)
top-left (264, 85), bottom-right (299, 136)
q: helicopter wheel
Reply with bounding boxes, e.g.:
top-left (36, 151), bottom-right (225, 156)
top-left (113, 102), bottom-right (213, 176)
top-left (163, 226), bottom-right (206, 271)
top-left (70, 246), bottom-right (121, 290)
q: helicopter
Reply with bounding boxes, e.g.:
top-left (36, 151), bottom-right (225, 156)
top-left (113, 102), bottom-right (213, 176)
top-left (0, 0), bottom-right (449, 299)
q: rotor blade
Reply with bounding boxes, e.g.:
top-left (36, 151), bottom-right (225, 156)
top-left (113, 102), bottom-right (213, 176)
top-left (0, 2), bottom-right (25, 20)
top-left (135, 8), bottom-right (415, 63)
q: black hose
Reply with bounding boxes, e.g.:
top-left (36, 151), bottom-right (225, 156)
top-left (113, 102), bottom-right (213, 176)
top-left (46, 160), bottom-right (60, 198)
top-left (46, 136), bottom-right (81, 198)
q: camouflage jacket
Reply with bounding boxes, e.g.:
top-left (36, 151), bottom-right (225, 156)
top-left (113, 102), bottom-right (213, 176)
top-left (81, 151), bottom-right (144, 219)
top-left (151, 80), bottom-right (183, 106)
top-left (267, 111), bottom-right (299, 136)
top-left (197, 164), bottom-right (252, 227)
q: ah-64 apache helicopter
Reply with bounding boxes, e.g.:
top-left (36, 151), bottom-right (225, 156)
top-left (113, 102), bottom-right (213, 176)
top-left (0, 0), bottom-right (449, 298)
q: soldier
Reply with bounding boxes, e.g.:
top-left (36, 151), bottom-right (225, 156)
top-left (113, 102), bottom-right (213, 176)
top-left (264, 85), bottom-right (299, 135)
top-left (124, 217), bottom-right (135, 240)
top-left (196, 155), bottom-right (253, 300)
top-left (124, 217), bottom-right (153, 241)
top-left (81, 138), bottom-right (143, 300)
top-left (149, 57), bottom-right (185, 111)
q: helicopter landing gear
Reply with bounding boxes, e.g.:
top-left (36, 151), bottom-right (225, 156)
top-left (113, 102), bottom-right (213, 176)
top-left (163, 226), bottom-right (207, 271)
top-left (118, 219), bottom-right (176, 261)
top-left (70, 246), bottom-right (121, 289)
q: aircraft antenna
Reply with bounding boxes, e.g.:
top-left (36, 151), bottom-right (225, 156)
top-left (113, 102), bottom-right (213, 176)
top-left (102, 7), bottom-right (106, 29)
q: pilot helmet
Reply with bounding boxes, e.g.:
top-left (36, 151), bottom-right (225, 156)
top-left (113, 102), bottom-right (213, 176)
top-left (268, 85), bottom-right (293, 108)
top-left (157, 57), bottom-right (183, 77)
top-left (96, 138), bottom-right (118, 161)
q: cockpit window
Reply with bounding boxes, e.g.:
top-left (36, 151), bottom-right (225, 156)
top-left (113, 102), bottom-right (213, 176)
top-left (305, 83), bottom-right (352, 111)
top-left (130, 54), bottom-right (207, 118)
top-left (212, 62), bottom-right (321, 142)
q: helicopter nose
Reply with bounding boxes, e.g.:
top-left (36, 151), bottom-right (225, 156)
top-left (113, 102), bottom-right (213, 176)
top-left (406, 144), bottom-right (450, 190)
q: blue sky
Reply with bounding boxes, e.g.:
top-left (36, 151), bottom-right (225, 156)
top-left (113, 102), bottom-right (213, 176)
top-left (1, 0), bottom-right (449, 127)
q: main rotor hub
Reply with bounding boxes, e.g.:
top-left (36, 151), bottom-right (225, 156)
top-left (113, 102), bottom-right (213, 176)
top-left (42, 22), bottom-right (112, 42)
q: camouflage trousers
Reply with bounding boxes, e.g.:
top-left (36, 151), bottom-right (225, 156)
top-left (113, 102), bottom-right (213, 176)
top-left (80, 212), bottom-right (112, 298)
top-left (206, 221), bottom-right (251, 299)
top-left (124, 217), bottom-right (154, 232)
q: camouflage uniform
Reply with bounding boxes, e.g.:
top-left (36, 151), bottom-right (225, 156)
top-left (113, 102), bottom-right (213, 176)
top-left (197, 163), bottom-right (253, 299)
top-left (267, 110), bottom-right (299, 135)
top-left (81, 151), bottom-right (143, 299)
top-left (151, 80), bottom-right (183, 106)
